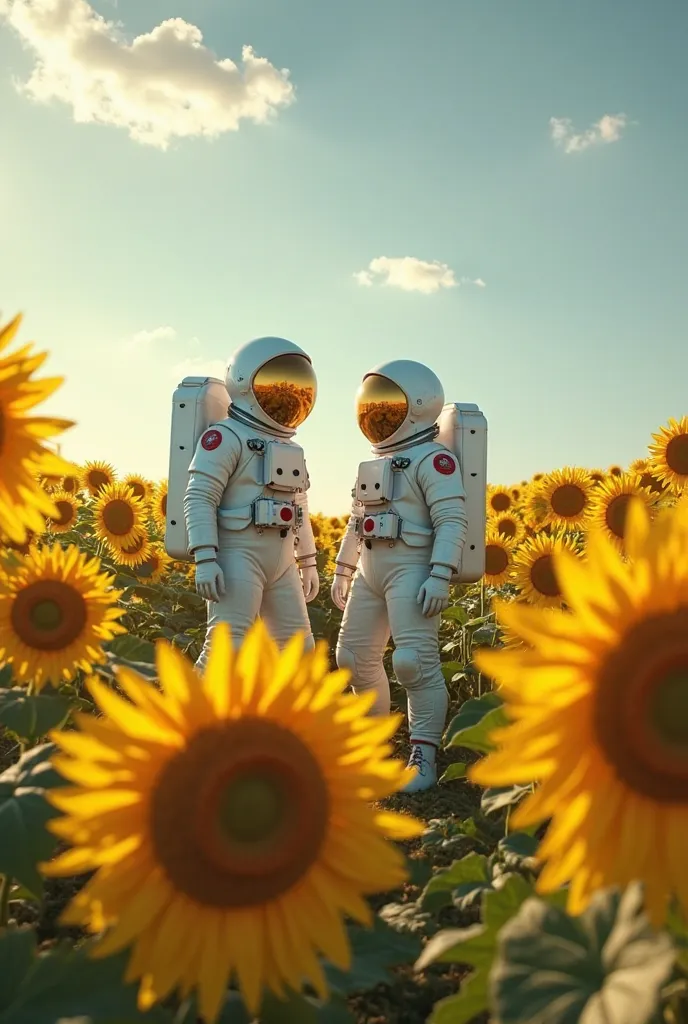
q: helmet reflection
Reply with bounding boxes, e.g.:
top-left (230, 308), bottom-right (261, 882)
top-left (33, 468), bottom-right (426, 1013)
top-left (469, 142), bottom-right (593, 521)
top-left (252, 354), bottom-right (317, 429)
top-left (356, 374), bottom-right (409, 443)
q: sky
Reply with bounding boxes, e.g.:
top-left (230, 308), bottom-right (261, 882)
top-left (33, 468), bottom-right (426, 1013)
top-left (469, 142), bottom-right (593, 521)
top-left (1, 0), bottom-right (687, 515)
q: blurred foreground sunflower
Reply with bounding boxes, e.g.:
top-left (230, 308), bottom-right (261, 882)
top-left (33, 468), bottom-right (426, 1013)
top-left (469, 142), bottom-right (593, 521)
top-left (0, 543), bottom-right (126, 689)
top-left (511, 532), bottom-right (580, 609)
top-left (93, 483), bottom-right (147, 551)
top-left (526, 467), bottom-right (594, 533)
top-left (588, 473), bottom-right (660, 553)
top-left (483, 531), bottom-right (517, 587)
top-left (469, 497), bottom-right (688, 926)
top-left (0, 314), bottom-right (76, 543)
top-left (46, 490), bottom-right (80, 534)
top-left (82, 460), bottom-right (116, 497)
top-left (648, 416), bottom-right (688, 495)
top-left (41, 621), bottom-right (424, 1021)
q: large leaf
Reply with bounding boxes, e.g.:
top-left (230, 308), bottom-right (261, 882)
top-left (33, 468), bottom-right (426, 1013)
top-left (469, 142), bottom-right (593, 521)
top-left (0, 926), bottom-right (35, 1013)
top-left (444, 692), bottom-right (503, 745)
top-left (418, 874), bottom-right (534, 1024)
top-left (480, 784), bottom-right (532, 816)
top-left (439, 762), bottom-right (467, 783)
top-left (0, 940), bottom-right (170, 1024)
top-left (441, 605), bottom-right (468, 624)
top-left (0, 744), bottom-right (68, 898)
top-left (490, 883), bottom-right (676, 1024)
top-left (0, 689), bottom-right (71, 742)
top-left (420, 852), bottom-right (489, 913)
top-left (324, 916), bottom-right (422, 995)
top-left (105, 635), bottom-right (157, 665)
top-left (447, 705), bottom-right (509, 754)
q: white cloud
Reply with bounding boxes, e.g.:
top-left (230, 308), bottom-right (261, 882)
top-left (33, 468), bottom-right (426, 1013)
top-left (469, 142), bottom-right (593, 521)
top-left (354, 257), bottom-right (486, 295)
top-left (171, 356), bottom-right (227, 383)
top-left (124, 325), bottom-right (176, 349)
top-left (0, 0), bottom-right (294, 148)
top-left (549, 113), bottom-right (629, 153)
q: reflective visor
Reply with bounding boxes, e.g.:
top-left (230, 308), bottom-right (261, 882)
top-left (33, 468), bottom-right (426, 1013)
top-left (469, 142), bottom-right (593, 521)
top-left (356, 374), bottom-right (408, 443)
top-left (252, 354), bottom-right (317, 428)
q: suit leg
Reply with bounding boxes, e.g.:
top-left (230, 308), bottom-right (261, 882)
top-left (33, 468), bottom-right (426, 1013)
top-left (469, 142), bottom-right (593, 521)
top-left (335, 572), bottom-right (391, 715)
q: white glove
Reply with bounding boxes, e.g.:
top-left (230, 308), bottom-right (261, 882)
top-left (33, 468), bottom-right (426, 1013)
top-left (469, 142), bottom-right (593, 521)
top-left (331, 570), bottom-right (352, 612)
top-left (300, 564), bottom-right (320, 603)
top-left (417, 574), bottom-right (450, 618)
top-left (195, 560), bottom-right (225, 603)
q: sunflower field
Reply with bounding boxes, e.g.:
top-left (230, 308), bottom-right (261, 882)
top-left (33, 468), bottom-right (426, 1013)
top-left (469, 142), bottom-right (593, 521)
top-left (2, 311), bottom-right (688, 1024)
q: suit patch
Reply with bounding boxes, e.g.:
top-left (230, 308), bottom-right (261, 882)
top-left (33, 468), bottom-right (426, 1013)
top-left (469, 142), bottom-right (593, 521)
top-left (433, 453), bottom-right (456, 475)
top-left (201, 429), bottom-right (223, 451)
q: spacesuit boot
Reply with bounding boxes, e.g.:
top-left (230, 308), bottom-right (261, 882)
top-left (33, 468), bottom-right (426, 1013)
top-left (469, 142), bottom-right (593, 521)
top-left (183, 337), bottom-right (321, 665)
top-left (331, 360), bottom-right (468, 792)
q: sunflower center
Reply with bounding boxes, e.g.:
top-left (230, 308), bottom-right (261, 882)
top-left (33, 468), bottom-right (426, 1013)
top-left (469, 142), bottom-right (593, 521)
top-left (129, 482), bottom-right (146, 498)
top-left (10, 580), bottom-right (87, 651)
top-left (666, 434), bottom-right (688, 476)
top-left (604, 494), bottom-right (632, 540)
top-left (497, 518), bottom-right (517, 539)
top-left (63, 475), bottom-right (79, 493)
top-left (122, 534), bottom-right (146, 555)
top-left (161, 493), bottom-right (167, 516)
top-left (595, 610), bottom-right (688, 802)
top-left (529, 554), bottom-right (560, 597)
top-left (53, 500), bottom-right (75, 527)
top-left (485, 544), bottom-right (509, 576)
top-left (88, 470), bottom-right (110, 492)
top-left (136, 556), bottom-right (157, 577)
top-left (102, 499), bottom-right (135, 536)
top-left (639, 472), bottom-right (665, 494)
top-left (550, 484), bottom-right (586, 518)
top-left (490, 493), bottom-right (511, 513)
top-left (150, 718), bottom-right (330, 908)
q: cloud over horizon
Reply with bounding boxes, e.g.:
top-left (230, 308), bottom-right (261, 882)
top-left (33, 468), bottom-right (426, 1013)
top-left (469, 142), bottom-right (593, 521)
top-left (549, 113), bottom-right (629, 153)
top-left (0, 0), bottom-right (295, 148)
top-left (354, 257), bottom-right (484, 295)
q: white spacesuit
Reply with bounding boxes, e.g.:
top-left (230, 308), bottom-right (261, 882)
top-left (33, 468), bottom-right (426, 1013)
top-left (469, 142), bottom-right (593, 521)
top-left (183, 337), bottom-right (320, 668)
top-left (331, 361), bottom-right (468, 793)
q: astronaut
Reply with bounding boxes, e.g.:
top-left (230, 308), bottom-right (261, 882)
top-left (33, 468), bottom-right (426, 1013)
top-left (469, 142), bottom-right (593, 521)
top-left (183, 337), bottom-right (320, 667)
top-left (331, 361), bottom-right (468, 793)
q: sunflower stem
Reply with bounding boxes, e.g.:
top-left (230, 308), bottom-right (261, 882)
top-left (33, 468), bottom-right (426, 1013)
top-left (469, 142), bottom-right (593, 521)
top-left (0, 875), bottom-right (11, 928)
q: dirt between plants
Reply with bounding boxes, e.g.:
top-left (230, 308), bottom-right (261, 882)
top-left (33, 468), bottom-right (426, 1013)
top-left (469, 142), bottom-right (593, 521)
top-left (2, 702), bottom-right (492, 1023)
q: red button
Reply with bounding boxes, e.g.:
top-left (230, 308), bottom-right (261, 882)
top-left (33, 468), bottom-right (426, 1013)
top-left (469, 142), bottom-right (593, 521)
top-left (280, 507), bottom-right (293, 522)
top-left (364, 518), bottom-right (375, 532)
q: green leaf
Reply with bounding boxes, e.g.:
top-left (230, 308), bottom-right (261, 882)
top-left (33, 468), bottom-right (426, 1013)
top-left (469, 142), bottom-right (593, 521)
top-left (420, 852), bottom-right (489, 912)
top-left (464, 615), bottom-right (492, 628)
top-left (105, 635), bottom-right (157, 666)
top-left (0, 665), bottom-right (14, 689)
top-left (481, 784), bottom-right (532, 816)
top-left (440, 660), bottom-right (465, 683)
top-left (442, 605), bottom-right (468, 624)
top-left (498, 831), bottom-right (539, 858)
top-left (324, 917), bottom-right (421, 995)
top-left (447, 705), bottom-right (509, 754)
top-left (0, 942), bottom-right (171, 1023)
top-left (0, 743), bottom-right (68, 899)
top-left (0, 926), bottom-right (36, 1013)
top-left (444, 692), bottom-right (503, 745)
top-left (470, 624), bottom-right (498, 647)
top-left (490, 883), bottom-right (676, 1024)
top-left (0, 690), bottom-right (71, 742)
top-left (439, 762), bottom-right (467, 783)
top-left (427, 972), bottom-right (489, 1024)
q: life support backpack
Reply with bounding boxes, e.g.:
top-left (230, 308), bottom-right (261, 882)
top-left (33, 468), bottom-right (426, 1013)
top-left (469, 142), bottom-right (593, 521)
top-left (164, 376), bottom-right (230, 561)
top-left (435, 402), bottom-right (488, 584)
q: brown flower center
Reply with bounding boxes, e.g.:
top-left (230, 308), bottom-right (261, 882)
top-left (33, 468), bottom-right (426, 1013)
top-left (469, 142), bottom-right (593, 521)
top-left (122, 534), bottom-right (146, 555)
top-left (490, 492), bottom-right (511, 513)
top-left (128, 481), bottom-right (147, 498)
top-left (136, 555), bottom-right (158, 578)
top-left (102, 499), bottom-right (135, 536)
top-left (150, 719), bottom-right (330, 907)
top-left (666, 434), bottom-right (688, 477)
top-left (161, 493), bottom-right (167, 516)
top-left (497, 517), bottom-right (517, 539)
top-left (529, 554), bottom-right (560, 597)
top-left (62, 475), bottom-right (79, 493)
top-left (609, 466), bottom-right (622, 477)
top-left (485, 544), bottom-right (509, 576)
top-left (639, 472), bottom-right (665, 494)
top-left (594, 610), bottom-right (688, 801)
top-left (604, 493), bottom-right (633, 540)
top-left (52, 500), bottom-right (75, 528)
top-left (87, 470), bottom-right (110, 493)
top-left (590, 472), bottom-right (605, 483)
top-left (550, 484), bottom-right (586, 518)
top-left (10, 579), bottom-right (87, 651)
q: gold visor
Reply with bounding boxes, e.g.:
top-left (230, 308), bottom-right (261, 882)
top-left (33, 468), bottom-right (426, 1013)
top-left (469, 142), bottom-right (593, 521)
top-left (356, 374), bottom-right (409, 443)
top-left (252, 353), bottom-right (317, 428)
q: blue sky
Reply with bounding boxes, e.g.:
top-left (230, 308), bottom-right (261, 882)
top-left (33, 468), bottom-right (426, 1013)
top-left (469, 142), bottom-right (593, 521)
top-left (1, 0), bottom-right (686, 514)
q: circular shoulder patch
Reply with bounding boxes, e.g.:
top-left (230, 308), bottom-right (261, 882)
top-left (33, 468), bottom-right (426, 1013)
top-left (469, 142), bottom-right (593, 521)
top-left (433, 452), bottom-right (456, 475)
top-left (201, 429), bottom-right (223, 451)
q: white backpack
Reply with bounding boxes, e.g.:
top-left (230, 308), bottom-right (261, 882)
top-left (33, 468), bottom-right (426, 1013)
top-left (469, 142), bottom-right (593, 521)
top-left (164, 376), bottom-right (230, 561)
top-left (436, 402), bottom-right (488, 584)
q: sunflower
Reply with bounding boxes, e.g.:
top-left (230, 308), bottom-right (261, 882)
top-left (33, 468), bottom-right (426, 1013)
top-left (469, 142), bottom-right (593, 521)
top-left (588, 468), bottom-right (606, 485)
top-left (115, 530), bottom-right (153, 568)
top-left (46, 490), bottom-right (80, 534)
top-left (0, 314), bottom-right (76, 544)
top-left (489, 511), bottom-right (526, 544)
top-left (511, 532), bottom-right (581, 609)
top-left (531, 472), bottom-right (545, 483)
top-left (648, 416), bottom-right (688, 496)
top-left (486, 485), bottom-right (513, 516)
top-left (40, 620), bottom-right (425, 1021)
top-left (526, 467), bottom-right (594, 533)
top-left (588, 473), bottom-right (660, 553)
top-left (629, 457), bottom-right (667, 495)
top-left (123, 474), bottom-right (153, 501)
top-left (469, 498), bottom-right (688, 927)
top-left (483, 532), bottom-right (517, 587)
top-left (151, 480), bottom-right (168, 530)
top-left (0, 543), bottom-right (126, 689)
top-left (607, 464), bottom-right (623, 477)
top-left (133, 544), bottom-right (171, 582)
top-left (61, 472), bottom-right (82, 495)
top-left (93, 484), bottom-right (147, 551)
top-left (82, 460), bottom-right (117, 497)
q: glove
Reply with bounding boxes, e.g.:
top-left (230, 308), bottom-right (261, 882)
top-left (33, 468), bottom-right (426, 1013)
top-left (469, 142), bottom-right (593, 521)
top-left (417, 574), bottom-right (450, 618)
top-left (300, 564), bottom-right (320, 603)
top-left (331, 570), bottom-right (353, 612)
top-left (195, 560), bottom-right (225, 603)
